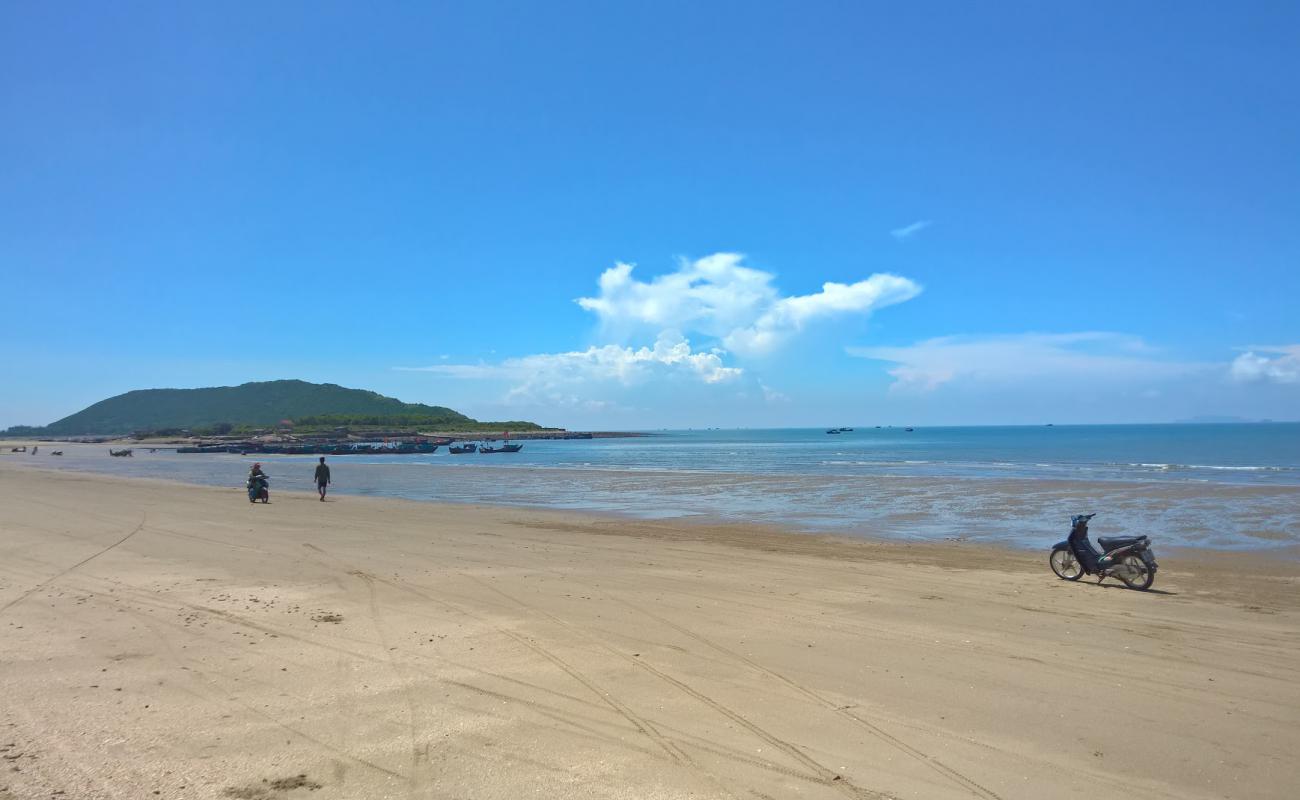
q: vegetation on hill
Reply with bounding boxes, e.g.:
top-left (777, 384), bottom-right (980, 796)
top-left (3, 380), bottom-right (549, 436)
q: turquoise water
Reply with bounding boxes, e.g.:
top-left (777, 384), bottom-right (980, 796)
top-left (451, 424), bottom-right (1300, 485)
top-left (17, 424), bottom-right (1300, 551)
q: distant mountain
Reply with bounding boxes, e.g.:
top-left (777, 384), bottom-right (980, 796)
top-left (4, 380), bottom-right (543, 435)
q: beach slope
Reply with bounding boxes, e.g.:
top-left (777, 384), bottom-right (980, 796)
top-left (1, 466), bottom-right (1297, 799)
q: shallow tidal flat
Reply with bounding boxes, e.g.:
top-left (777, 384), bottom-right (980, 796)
top-left (1, 464), bottom-right (1298, 799)
top-left (8, 440), bottom-right (1300, 551)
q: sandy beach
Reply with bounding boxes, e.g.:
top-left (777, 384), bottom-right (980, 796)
top-left (2, 464), bottom-right (1298, 800)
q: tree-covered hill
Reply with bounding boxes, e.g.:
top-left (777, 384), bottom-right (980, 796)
top-left (3, 380), bottom-right (546, 436)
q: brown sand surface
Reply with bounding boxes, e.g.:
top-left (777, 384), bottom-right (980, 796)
top-left (1, 465), bottom-right (1297, 800)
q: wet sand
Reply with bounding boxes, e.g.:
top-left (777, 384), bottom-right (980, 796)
top-left (1, 464), bottom-right (1297, 799)
top-left (8, 441), bottom-right (1300, 551)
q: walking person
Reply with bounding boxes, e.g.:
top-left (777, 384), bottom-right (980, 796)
top-left (314, 456), bottom-right (331, 501)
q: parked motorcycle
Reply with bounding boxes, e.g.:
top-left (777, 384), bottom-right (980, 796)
top-left (1049, 514), bottom-right (1157, 590)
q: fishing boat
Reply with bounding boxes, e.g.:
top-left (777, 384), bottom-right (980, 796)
top-left (904, 427), bottom-right (914, 432)
top-left (825, 429), bottom-right (841, 434)
top-left (479, 430), bottom-right (522, 454)
top-left (109, 448), bottom-right (133, 457)
top-left (448, 443), bottom-right (478, 454)
top-left (838, 427), bottom-right (853, 432)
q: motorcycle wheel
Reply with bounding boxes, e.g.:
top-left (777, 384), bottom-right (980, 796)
top-left (1116, 555), bottom-right (1154, 591)
top-left (1049, 548), bottom-right (1083, 581)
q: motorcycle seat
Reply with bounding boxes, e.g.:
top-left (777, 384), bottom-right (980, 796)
top-left (1097, 536), bottom-right (1145, 552)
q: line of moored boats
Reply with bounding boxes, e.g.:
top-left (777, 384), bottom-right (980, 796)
top-left (176, 440), bottom-right (522, 456)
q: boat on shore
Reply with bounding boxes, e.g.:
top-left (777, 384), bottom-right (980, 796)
top-left (178, 439), bottom-right (445, 456)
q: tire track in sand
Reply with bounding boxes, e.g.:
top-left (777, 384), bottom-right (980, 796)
top-left (1, 511), bottom-right (147, 616)
top-left (122, 604), bottom-right (409, 783)
top-left (297, 546), bottom-right (698, 771)
top-left (351, 570), bottom-right (434, 798)
top-left (464, 575), bottom-right (892, 800)
top-left (613, 598), bottom-right (1004, 800)
top-left (345, 567), bottom-right (692, 767)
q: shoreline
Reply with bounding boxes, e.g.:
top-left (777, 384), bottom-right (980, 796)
top-left (6, 446), bottom-right (1300, 555)
top-left (0, 430), bottom-right (654, 445)
top-left (3, 457), bottom-right (1298, 555)
top-left (6, 459), bottom-right (1299, 595)
top-left (3, 467), bottom-right (1298, 798)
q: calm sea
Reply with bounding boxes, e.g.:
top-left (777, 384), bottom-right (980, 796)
top-left (16, 424), bottom-right (1300, 551)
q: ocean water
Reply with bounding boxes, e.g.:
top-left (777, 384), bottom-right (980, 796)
top-left (14, 424), bottom-right (1300, 551)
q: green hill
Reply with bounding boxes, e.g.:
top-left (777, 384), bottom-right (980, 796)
top-left (4, 380), bottom-right (546, 436)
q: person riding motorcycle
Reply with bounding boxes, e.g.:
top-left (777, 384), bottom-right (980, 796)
top-left (247, 463), bottom-right (270, 503)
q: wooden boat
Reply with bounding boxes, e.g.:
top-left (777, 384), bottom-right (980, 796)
top-left (904, 427), bottom-right (914, 432)
top-left (51, 450), bottom-right (63, 456)
top-left (825, 429), bottom-right (841, 434)
top-left (448, 443), bottom-right (478, 454)
top-left (838, 427), bottom-right (853, 432)
top-left (479, 443), bottom-right (522, 454)
top-left (109, 449), bottom-right (134, 457)
top-left (386, 442), bottom-right (440, 454)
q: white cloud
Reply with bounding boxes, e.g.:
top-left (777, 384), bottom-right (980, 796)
top-left (399, 332), bottom-right (742, 402)
top-left (890, 220), bottom-right (932, 241)
top-left (402, 253), bottom-right (919, 410)
top-left (725, 273), bottom-right (921, 356)
top-left (1230, 346), bottom-right (1300, 384)
top-left (849, 332), bottom-right (1202, 392)
top-left (577, 253), bottom-right (921, 356)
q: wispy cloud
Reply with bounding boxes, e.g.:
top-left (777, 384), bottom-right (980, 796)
top-left (398, 332), bottom-right (742, 402)
top-left (890, 220), bottom-right (932, 241)
top-left (760, 383), bottom-right (791, 404)
top-left (849, 332), bottom-right (1203, 392)
top-left (1230, 345), bottom-right (1300, 384)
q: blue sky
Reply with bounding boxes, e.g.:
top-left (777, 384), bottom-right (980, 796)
top-left (2, 1), bottom-right (1298, 428)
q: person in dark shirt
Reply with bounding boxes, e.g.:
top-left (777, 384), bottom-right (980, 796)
top-left (314, 457), bottom-right (331, 501)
